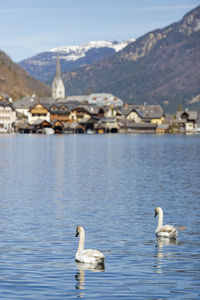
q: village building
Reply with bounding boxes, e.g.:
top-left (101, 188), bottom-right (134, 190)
top-left (101, 118), bottom-right (119, 133)
top-left (49, 104), bottom-right (70, 123)
top-left (0, 98), bottom-right (16, 132)
top-left (28, 103), bottom-right (50, 124)
top-left (118, 119), bottom-right (157, 133)
top-left (13, 95), bottom-right (53, 117)
top-left (118, 104), bottom-right (142, 123)
top-left (10, 50), bottom-right (200, 135)
top-left (13, 56), bottom-right (123, 133)
top-left (136, 105), bottom-right (165, 124)
top-left (175, 110), bottom-right (199, 133)
top-left (116, 104), bottom-right (166, 133)
top-left (68, 106), bottom-right (92, 122)
top-left (195, 118), bottom-right (200, 133)
top-left (118, 104), bottom-right (165, 124)
top-left (156, 124), bottom-right (169, 134)
top-left (87, 93), bottom-right (123, 107)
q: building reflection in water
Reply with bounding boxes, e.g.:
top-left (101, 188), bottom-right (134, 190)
top-left (154, 237), bottom-right (178, 274)
top-left (75, 262), bottom-right (105, 298)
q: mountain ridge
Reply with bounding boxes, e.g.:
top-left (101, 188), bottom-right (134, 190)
top-left (19, 39), bottom-right (135, 83)
top-left (61, 5), bottom-right (200, 112)
top-left (1, 5), bottom-right (200, 111)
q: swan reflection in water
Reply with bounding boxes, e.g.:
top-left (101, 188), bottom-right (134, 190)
top-left (75, 262), bottom-right (105, 298)
top-left (154, 237), bottom-right (179, 274)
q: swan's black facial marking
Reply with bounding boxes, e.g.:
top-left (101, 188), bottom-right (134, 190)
top-left (75, 226), bottom-right (81, 237)
top-left (154, 208), bottom-right (158, 217)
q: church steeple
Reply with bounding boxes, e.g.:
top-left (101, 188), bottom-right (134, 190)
top-left (56, 53), bottom-right (61, 78)
top-left (52, 52), bottom-right (65, 100)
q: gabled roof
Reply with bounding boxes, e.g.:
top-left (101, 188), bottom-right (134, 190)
top-left (0, 100), bottom-right (15, 111)
top-left (14, 97), bottom-right (43, 109)
top-left (136, 105), bottom-right (163, 119)
top-left (120, 104), bottom-right (137, 116)
top-left (71, 105), bottom-right (94, 114)
top-left (52, 119), bottom-right (64, 126)
top-left (119, 104), bottom-right (163, 119)
top-left (176, 110), bottom-right (198, 121)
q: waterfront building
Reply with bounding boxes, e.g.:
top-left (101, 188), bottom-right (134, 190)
top-left (118, 104), bottom-right (165, 125)
top-left (49, 104), bottom-right (70, 123)
top-left (175, 110), bottom-right (199, 132)
top-left (0, 98), bottom-right (16, 132)
top-left (28, 103), bottom-right (50, 124)
top-left (119, 104), bottom-right (142, 122)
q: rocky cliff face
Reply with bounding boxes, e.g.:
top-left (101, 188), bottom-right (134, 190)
top-left (117, 5), bottom-right (200, 63)
top-left (62, 6), bottom-right (200, 112)
top-left (118, 31), bottom-right (170, 62)
top-left (178, 6), bottom-right (200, 35)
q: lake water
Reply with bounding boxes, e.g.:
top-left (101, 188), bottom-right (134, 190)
top-left (0, 134), bottom-right (199, 299)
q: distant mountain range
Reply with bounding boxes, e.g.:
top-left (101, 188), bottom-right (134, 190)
top-left (19, 40), bottom-right (135, 83)
top-left (1, 6), bottom-right (200, 112)
top-left (60, 5), bottom-right (200, 112)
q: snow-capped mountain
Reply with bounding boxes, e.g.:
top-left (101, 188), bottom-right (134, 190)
top-left (19, 39), bottom-right (135, 83)
top-left (50, 40), bottom-right (135, 61)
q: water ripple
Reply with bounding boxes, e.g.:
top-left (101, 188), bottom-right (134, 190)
top-left (0, 134), bottom-right (199, 298)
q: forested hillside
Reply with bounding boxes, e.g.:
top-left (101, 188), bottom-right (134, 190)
top-left (0, 50), bottom-right (51, 100)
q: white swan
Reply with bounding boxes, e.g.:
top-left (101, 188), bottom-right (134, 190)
top-left (75, 226), bottom-right (105, 265)
top-left (154, 207), bottom-right (178, 238)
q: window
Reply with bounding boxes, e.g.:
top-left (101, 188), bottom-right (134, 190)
top-left (60, 106), bottom-right (67, 111)
top-left (50, 106), bottom-right (57, 111)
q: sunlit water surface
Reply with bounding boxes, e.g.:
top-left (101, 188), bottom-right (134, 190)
top-left (0, 134), bottom-right (199, 299)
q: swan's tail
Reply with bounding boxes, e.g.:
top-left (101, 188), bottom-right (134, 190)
top-left (177, 225), bottom-right (186, 231)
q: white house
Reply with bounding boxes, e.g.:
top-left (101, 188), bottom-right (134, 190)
top-left (28, 103), bottom-right (50, 124)
top-left (0, 101), bottom-right (16, 132)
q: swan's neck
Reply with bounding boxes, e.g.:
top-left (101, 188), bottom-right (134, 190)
top-left (78, 229), bottom-right (85, 252)
top-left (157, 210), bottom-right (163, 228)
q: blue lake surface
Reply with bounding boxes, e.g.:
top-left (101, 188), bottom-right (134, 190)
top-left (0, 134), bottom-right (200, 299)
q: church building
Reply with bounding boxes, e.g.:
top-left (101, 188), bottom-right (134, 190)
top-left (52, 54), bottom-right (65, 100)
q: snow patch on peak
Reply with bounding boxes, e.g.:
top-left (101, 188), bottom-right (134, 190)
top-left (113, 39), bottom-right (135, 52)
top-left (49, 39), bottom-right (135, 61)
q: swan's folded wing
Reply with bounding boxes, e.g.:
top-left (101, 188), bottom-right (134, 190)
top-left (83, 249), bottom-right (105, 259)
top-left (160, 225), bottom-right (176, 233)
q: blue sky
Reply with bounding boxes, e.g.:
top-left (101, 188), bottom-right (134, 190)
top-left (0, 0), bottom-right (199, 62)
